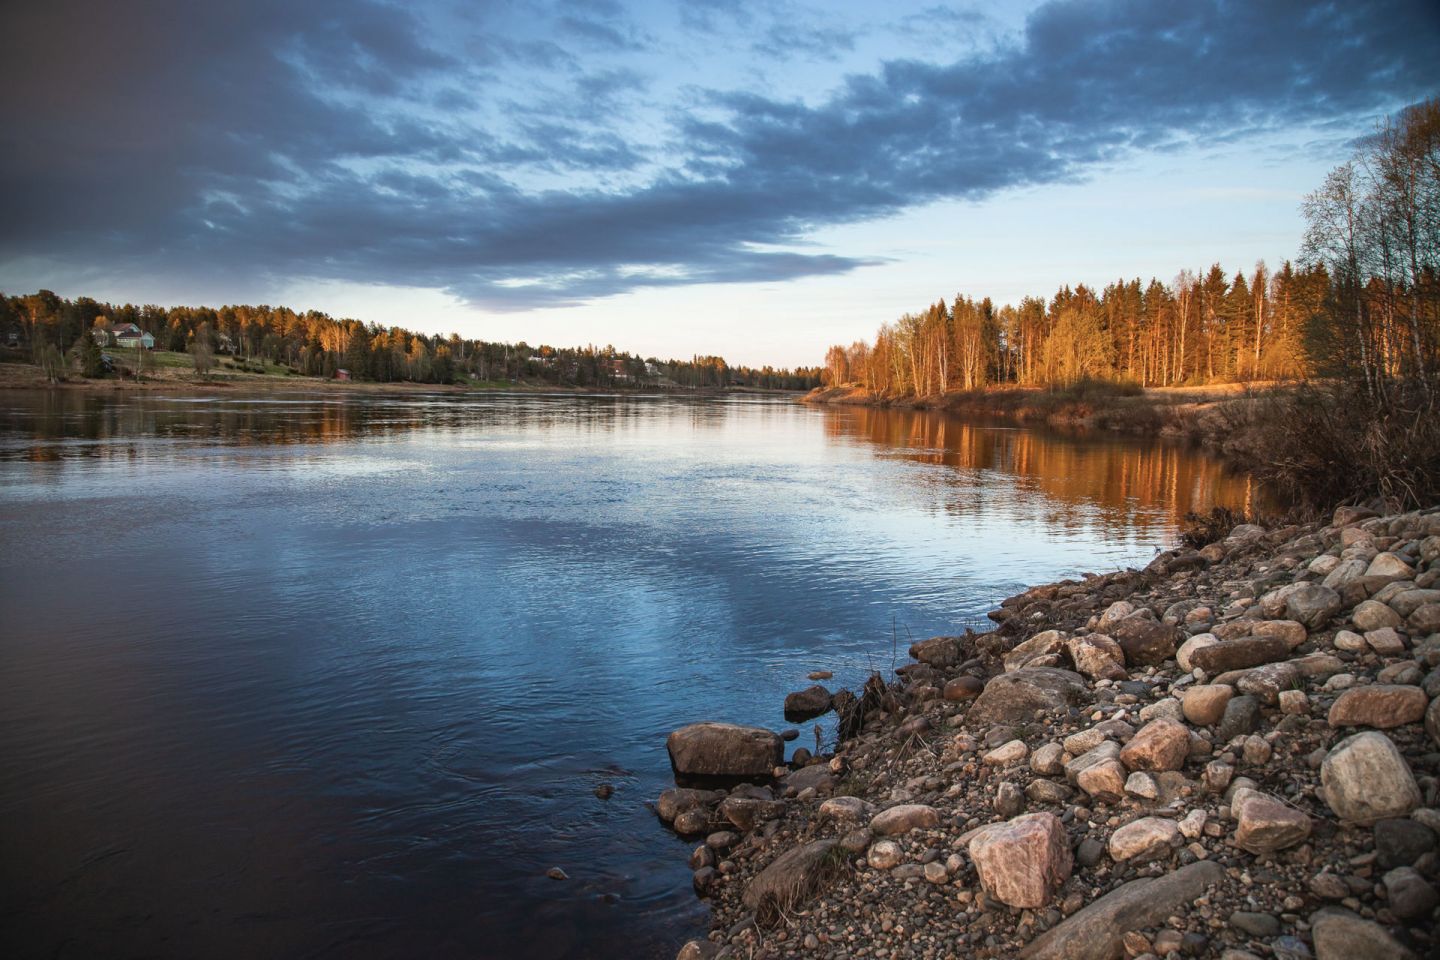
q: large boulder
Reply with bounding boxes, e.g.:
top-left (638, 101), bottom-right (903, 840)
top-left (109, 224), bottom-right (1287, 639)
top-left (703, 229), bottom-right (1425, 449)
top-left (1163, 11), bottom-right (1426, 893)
top-left (970, 667), bottom-right (1090, 723)
top-left (1019, 861), bottom-right (1224, 960)
top-left (743, 840), bottom-right (844, 926)
top-left (782, 685), bottom-right (832, 721)
top-left (1310, 909), bottom-right (1416, 960)
top-left (1327, 685), bottom-right (1428, 729)
top-left (1189, 636), bottom-right (1289, 674)
top-left (969, 812), bottom-right (1072, 908)
top-left (1109, 616), bottom-right (1180, 666)
top-left (1281, 583), bottom-right (1343, 629)
top-left (1321, 731), bottom-right (1421, 823)
top-left (667, 722), bottom-right (783, 782)
top-left (1119, 718), bottom-right (1191, 772)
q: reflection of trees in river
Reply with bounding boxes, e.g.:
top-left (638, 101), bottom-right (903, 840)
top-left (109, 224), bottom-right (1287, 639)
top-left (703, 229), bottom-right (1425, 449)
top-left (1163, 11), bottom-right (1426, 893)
top-left (823, 406), bottom-right (1264, 537)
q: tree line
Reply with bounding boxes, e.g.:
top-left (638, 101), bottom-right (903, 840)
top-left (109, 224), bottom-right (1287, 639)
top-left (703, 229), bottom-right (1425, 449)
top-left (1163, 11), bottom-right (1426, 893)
top-left (824, 98), bottom-right (1439, 401)
top-left (0, 293), bottom-right (821, 391)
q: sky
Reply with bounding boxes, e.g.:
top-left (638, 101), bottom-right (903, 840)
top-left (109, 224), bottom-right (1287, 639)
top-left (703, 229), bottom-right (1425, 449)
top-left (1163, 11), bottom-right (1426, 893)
top-left (2, 0), bottom-right (1439, 368)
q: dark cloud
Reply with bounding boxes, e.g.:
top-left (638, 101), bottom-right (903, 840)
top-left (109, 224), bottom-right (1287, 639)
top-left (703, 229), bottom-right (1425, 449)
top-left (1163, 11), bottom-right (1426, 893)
top-left (2, 0), bottom-right (1439, 308)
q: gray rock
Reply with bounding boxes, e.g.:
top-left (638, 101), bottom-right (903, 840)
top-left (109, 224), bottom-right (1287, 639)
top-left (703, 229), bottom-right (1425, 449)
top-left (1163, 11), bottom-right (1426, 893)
top-left (1217, 695), bottom-right (1262, 741)
top-left (1019, 861), bottom-right (1225, 960)
top-left (667, 723), bottom-right (784, 781)
top-left (783, 685), bottom-right (832, 721)
top-left (1375, 817), bottom-right (1437, 869)
top-left (969, 667), bottom-right (1090, 723)
top-left (1228, 911), bottom-right (1281, 937)
top-left (1309, 909), bottom-right (1416, 960)
top-left (743, 840), bottom-right (844, 926)
top-left (1382, 866), bottom-right (1439, 920)
top-left (1109, 616), bottom-right (1181, 666)
top-left (1282, 583), bottom-right (1344, 629)
top-left (1321, 731), bottom-right (1422, 823)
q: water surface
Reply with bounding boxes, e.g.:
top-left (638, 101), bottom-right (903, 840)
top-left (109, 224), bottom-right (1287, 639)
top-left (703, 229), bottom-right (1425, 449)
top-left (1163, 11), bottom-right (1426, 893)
top-left (0, 390), bottom-right (1262, 959)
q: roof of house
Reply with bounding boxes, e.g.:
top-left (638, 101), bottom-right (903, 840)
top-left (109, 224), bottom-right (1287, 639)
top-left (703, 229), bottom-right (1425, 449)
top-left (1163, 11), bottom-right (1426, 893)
top-left (112, 322), bottom-right (142, 334)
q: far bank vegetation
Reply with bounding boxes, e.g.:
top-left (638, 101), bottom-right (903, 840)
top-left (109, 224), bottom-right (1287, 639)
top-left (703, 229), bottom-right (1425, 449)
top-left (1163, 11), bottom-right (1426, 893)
top-left (819, 98), bottom-right (1440, 510)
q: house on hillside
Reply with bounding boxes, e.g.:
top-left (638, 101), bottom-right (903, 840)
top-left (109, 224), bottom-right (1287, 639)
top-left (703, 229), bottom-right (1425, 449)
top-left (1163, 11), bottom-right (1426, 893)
top-left (111, 323), bottom-right (156, 349)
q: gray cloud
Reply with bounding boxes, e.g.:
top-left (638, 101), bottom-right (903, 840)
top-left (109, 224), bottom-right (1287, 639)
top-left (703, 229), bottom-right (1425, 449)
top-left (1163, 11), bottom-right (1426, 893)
top-left (2, 0), bottom-right (1438, 308)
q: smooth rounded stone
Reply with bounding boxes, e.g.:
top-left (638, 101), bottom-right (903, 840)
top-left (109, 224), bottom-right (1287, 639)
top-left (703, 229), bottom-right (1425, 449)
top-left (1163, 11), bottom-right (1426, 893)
top-left (894, 715), bottom-right (931, 738)
top-left (1323, 672), bottom-right (1356, 691)
top-left (667, 723), bottom-right (784, 780)
top-left (1383, 866), bottom-right (1439, 919)
top-left (908, 635), bottom-right (962, 667)
top-left (1190, 637), bottom-right (1290, 674)
top-left (1216, 695), bottom-right (1263, 741)
top-left (1375, 817), bottom-right (1438, 869)
top-left (1333, 629), bottom-right (1367, 652)
top-left (1232, 787), bottom-right (1312, 853)
top-left (818, 796), bottom-right (871, 823)
top-left (1067, 634), bottom-right (1128, 680)
top-left (1327, 684), bottom-right (1428, 729)
top-left (1390, 588), bottom-right (1440, 618)
top-left (1138, 697), bottom-right (1185, 723)
top-left (969, 812), bottom-right (1072, 908)
top-left (1120, 718), bottom-right (1191, 772)
top-left (1031, 742), bottom-right (1066, 776)
top-left (1409, 603), bottom-right (1440, 634)
top-left (1365, 627), bottom-right (1408, 656)
top-left (1006, 630), bottom-right (1069, 671)
top-left (1236, 661), bottom-right (1301, 705)
top-left (781, 763), bottom-right (835, 795)
top-left (1229, 911), bottom-right (1281, 937)
top-left (923, 859), bottom-right (950, 884)
top-left (1428, 695), bottom-right (1440, 747)
top-left (705, 830), bottom-right (738, 850)
top-left (1109, 616), bottom-right (1181, 666)
top-left (689, 844), bottom-right (715, 870)
top-left (783, 684), bottom-right (833, 721)
top-left (1098, 601), bottom-right (1137, 630)
top-left (1241, 734), bottom-right (1273, 765)
top-left (692, 865), bottom-right (717, 895)
top-left (1183, 684), bottom-right (1234, 725)
top-left (1214, 619), bottom-right (1261, 641)
top-left (1177, 633), bottom-right (1219, 672)
top-left (1309, 909), bottom-right (1417, 960)
top-left (1204, 760), bottom-right (1234, 793)
top-left (1094, 716), bottom-right (1136, 740)
top-left (1352, 599), bottom-right (1403, 631)
top-left (1322, 558), bottom-right (1369, 591)
top-left (1367, 552), bottom-right (1416, 580)
top-left (673, 806), bottom-right (714, 836)
top-left (838, 828), bottom-right (871, 853)
top-left (869, 803), bottom-right (940, 836)
top-left (970, 667), bottom-right (1090, 722)
top-left (1077, 758), bottom-right (1129, 800)
top-left (1321, 731), bottom-right (1422, 823)
top-left (1309, 872), bottom-right (1349, 900)
top-left (743, 839), bottom-right (842, 926)
top-left (995, 780), bottom-right (1026, 817)
top-left (1378, 659), bottom-right (1423, 684)
top-left (985, 739), bottom-right (1030, 765)
top-left (1124, 771), bottom-right (1159, 800)
top-left (1282, 583), bottom-right (1344, 629)
top-left (943, 675), bottom-right (983, 700)
top-left (1310, 554), bottom-right (1342, 575)
top-left (1253, 619), bottom-right (1308, 649)
top-left (1026, 778), bottom-right (1073, 804)
top-left (676, 939), bottom-right (721, 960)
top-left (867, 839), bottom-right (903, 869)
top-left (1278, 689), bottom-right (1310, 715)
top-left (657, 787), bottom-right (725, 823)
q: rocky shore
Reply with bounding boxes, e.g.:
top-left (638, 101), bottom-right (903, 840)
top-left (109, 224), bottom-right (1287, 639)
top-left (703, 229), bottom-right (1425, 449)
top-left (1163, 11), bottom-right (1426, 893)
top-left (658, 505), bottom-right (1440, 960)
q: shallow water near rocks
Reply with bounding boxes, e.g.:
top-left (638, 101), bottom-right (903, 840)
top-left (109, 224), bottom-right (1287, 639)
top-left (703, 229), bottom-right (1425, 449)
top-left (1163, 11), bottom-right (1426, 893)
top-left (0, 390), bottom-right (1264, 959)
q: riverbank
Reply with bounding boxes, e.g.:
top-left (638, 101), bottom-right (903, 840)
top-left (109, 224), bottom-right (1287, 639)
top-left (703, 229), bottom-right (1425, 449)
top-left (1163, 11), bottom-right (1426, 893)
top-left (0, 361), bottom-right (800, 398)
top-left (803, 381), bottom-right (1278, 443)
top-left (661, 505), bottom-right (1440, 959)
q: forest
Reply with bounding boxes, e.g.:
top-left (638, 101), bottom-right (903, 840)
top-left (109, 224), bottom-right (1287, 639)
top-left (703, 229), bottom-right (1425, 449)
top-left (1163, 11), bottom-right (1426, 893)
top-left (823, 99), bottom-right (1440, 404)
top-left (0, 294), bottom-right (822, 392)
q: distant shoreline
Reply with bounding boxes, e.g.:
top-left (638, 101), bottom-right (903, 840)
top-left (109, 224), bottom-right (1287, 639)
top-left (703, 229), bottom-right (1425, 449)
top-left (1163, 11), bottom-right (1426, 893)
top-left (0, 361), bottom-right (805, 398)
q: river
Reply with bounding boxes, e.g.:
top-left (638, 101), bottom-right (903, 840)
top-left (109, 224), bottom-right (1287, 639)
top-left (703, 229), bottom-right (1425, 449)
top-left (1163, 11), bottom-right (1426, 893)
top-left (0, 389), bottom-right (1264, 959)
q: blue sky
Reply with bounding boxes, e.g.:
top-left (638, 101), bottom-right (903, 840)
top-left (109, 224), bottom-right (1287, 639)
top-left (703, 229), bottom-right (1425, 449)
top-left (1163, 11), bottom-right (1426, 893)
top-left (2, 0), bottom-right (1438, 367)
